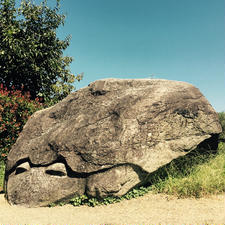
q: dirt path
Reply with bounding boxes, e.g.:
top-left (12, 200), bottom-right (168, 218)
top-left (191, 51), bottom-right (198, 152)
top-left (0, 192), bottom-right (224, 225)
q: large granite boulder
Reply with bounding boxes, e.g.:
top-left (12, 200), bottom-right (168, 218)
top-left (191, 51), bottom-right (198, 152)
top-left (4, 79), bottom-right (221, 207)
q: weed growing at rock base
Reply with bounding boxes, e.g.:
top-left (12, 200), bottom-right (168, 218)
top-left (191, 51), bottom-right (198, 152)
top-left (49, 186), bottom-right (152, 207)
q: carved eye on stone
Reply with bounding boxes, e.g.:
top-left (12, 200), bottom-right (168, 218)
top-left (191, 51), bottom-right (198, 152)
top-left (45, 163), bottom-right (67, 177)
top-left (15, 162), bottom-right (30, 175)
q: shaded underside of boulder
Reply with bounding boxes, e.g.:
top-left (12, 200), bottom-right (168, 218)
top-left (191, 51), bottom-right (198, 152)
top-left (4, 78), bottom-right (222, 207)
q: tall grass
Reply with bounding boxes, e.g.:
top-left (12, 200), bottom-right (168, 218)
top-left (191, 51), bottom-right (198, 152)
top-left (148, 142), bottom-right (225, 198)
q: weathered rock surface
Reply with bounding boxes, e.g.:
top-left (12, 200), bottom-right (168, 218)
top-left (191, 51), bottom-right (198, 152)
top-left (4, 78), bottom-right (222, 207)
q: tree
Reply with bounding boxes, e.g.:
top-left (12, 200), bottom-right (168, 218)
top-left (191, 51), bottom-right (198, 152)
top-left (0, 0), bottom-right (82, 103)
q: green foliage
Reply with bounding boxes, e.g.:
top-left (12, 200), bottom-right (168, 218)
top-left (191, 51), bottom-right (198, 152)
top-left (69, 194), bottom-right (88, 206)
top-left (50, 186), bottom-right (152, 208)
top-left (218, 112), bottom-right (225, 141)
top-left (0, 0), bottom-right (82, 103)
top-left (0, 84), bottom-right (43, 161)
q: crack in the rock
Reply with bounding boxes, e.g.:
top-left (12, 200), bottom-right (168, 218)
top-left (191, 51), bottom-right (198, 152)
top-left (5, 155), bottom-right (149, 181)
top-left (4, 156), bottom-right (149, 200)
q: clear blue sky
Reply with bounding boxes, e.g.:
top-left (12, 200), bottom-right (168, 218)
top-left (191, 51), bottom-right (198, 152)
top-left (26, 0), bottom-right (225, 111)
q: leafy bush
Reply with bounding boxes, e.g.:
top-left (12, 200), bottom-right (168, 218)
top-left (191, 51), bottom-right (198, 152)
top-left (0, 84), bottom-right (43, 161)
top-left (0, 0), bottom-right (82, 103)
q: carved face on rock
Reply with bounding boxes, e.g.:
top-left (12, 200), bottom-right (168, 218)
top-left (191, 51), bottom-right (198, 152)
top-left (4, 79), bottom-right (222, 207)
top-left (6, 161), bottom-right (86, 207)
top-left (6, 159), bottom-right (144, 207)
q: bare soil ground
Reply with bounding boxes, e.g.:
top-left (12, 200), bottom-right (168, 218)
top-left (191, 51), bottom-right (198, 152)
top-left (0, 192), bottom-right (224, 225)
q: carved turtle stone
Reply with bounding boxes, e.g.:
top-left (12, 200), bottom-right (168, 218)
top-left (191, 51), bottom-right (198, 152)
top-left (4, 79), bottom-right (222, 207)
